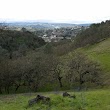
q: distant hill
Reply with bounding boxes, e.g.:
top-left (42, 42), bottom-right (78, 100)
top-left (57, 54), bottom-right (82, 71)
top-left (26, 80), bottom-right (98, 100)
top-left (78, 23), bottom-right (91, 26)
top-left (4, 22), bottom-right (84, 29)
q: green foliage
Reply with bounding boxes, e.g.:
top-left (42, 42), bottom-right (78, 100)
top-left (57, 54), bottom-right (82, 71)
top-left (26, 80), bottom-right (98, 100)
top-left (74, 20), bottom-right (110, 48)
top-left (0, 29), bottom-right (45, 59)
top-left (0, 20), bottom-right (110, 94)
top-left (44, 43), bottom-right (53, 54)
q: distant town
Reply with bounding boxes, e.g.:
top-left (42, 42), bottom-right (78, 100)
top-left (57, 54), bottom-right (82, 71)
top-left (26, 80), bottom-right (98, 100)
top-left (0, 22), bottom-right (90, 42)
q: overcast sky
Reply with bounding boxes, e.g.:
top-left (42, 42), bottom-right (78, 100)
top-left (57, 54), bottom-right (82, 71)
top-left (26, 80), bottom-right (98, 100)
top-left (0, 0), bottom-right (110, 23)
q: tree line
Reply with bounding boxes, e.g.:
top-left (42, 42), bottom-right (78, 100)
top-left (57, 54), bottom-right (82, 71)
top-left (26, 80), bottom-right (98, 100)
top-left (74, 20), bottom-right (110, 48)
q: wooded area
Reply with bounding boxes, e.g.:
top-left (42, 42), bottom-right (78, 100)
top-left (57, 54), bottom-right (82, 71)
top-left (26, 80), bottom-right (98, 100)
top-left (1, 20), bottom-right (110, 94)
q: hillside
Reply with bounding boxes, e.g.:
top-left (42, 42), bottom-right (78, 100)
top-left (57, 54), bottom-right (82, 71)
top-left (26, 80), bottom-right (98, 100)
top-left (0, 20), bottom-right (110, 94)
top-left (67, 20), bottom-right (110, 86)
top-left (78, 38), bottom-right (110, 85)
top-left (74, 20), bottom-right (110, 48)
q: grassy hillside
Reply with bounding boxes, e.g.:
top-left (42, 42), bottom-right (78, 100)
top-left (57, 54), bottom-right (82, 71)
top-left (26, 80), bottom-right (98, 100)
top-left (0, 89), bottom-right (110, 110)
top-left (79, 38), bottom-right (110, 85)
top-left (72, 20), bottom-right (110, 86)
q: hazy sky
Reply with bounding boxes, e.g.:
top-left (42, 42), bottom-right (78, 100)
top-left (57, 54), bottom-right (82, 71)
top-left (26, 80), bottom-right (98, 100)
top-left (0, 0), bottom-right (110, 23)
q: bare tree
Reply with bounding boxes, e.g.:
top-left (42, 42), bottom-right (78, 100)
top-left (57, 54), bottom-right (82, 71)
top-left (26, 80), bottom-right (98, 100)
top-left (68, 52), bottom-right (102, 90)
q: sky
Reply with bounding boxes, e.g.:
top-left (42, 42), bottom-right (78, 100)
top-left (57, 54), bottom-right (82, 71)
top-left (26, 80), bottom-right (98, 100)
top-left (0, 0), bottom-right (110, 24)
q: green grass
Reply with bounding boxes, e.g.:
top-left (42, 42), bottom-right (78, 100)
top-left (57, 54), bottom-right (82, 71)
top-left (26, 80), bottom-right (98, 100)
top-left (76, 38), bottom-right (110, 85)
top-left (89, 52), bottom-right (110, 71)
top-left (81, 38), bottom-right (110, 72)
top-left (0, 89), bottom-right (110, 110)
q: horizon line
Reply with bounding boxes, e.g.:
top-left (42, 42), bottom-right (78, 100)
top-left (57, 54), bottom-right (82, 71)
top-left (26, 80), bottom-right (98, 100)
top-left (0, 18), bottom-right (108, 24)
top-left (0, 20), bottom-right (103, 24)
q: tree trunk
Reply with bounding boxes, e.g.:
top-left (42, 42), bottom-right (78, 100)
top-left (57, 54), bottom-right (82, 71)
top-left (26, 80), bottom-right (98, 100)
top-left (0, 87), bottom-right (2, 94)
top-left (9, 52), bottom-right (12, 59)
top-left (15, 84), bottom-right (20, 92)
top-left (7, 86), bottom-right (10, 94)
top-left (58, 77), bottom-right (63, 88)
top-left (79, 74), bottom-right (82, 91)
top-left (33, 82), bottom-right (39, 92)
top-left (79, 74), bottom-right (85, 91)
top-left (5, 86), bottom-right (10, 94)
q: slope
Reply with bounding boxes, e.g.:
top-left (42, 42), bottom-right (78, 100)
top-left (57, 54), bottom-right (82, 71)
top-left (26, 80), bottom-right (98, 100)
top-left (80, 38), bottom-right (110, 85)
